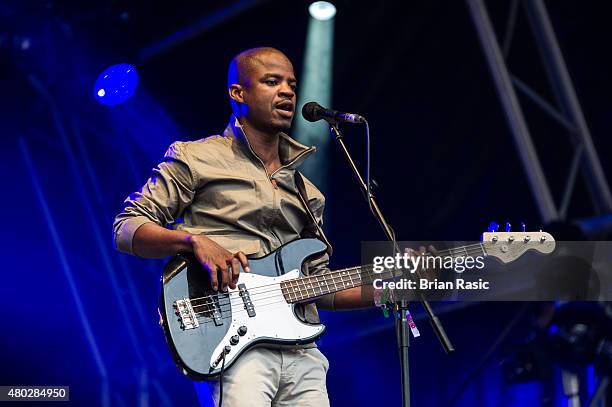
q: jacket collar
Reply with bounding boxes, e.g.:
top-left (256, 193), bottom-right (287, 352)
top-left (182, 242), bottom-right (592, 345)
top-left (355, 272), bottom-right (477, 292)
top-left (225, 115), bottom-right (316, 170)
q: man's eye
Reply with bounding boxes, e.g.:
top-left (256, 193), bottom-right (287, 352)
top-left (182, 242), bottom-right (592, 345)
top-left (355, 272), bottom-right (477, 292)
top-left (266, 80), bottom-right (277, 85)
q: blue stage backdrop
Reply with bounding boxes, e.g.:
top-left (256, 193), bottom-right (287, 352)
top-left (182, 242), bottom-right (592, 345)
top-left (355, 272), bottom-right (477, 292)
top-left (1, 1), bottom-right (611, 406)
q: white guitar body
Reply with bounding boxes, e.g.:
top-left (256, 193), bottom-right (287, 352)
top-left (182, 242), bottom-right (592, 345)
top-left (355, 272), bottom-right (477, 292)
top-left (159, 238), bottom-right (330, 380)
top-left (209, 269), bottom-right (325, 369)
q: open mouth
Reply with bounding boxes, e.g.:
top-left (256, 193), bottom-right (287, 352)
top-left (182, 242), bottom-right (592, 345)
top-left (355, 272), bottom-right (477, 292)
top-left (274, 101), bottom-right (294, 114)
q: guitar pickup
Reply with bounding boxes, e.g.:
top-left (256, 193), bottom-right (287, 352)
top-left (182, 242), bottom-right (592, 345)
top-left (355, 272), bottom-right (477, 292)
top-left (211, 296), bottom-right (223, 326)
top-left (174, 298), bottom-right (200, 330)
top-left (238, 284), bottom-right (256, 317)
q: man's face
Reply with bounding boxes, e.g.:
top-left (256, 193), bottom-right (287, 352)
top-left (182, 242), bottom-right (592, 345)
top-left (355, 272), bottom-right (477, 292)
top-left (239, 52), bottom-right (297, 133)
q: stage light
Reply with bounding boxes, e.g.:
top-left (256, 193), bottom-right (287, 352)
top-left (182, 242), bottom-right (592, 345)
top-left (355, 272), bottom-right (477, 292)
top-left (94, 63), bottom-right (138, 106)
top-left (309, 1), bottom-right (336, 21)
top-left (294, 0), bottom-right (336, 197)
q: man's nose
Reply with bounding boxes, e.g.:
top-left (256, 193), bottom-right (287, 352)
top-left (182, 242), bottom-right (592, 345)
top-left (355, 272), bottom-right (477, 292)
top-left (279, 82), bottom-right (295, 97)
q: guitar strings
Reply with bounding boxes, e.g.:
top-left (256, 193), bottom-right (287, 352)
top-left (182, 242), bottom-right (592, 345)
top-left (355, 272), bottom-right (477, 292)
top-left (184, 244), bottom-right (487, 312)
top-left (183, 300), bottom-right (312, 326)
top-left (187, 244), bottom-right (485, 305)
top-left (186, 262), bottom-right (485, 325)
top-left (188, 259), bottom-right (459, 325)
top-left (191, 267), bottom-right (378, 312)
top-left (188, 265), bottom-right (432, 320)
top-left (184, 243), bottom-right (486, 306)
top-left (179, 245), bottom-right (488, 319)
top-left (184, 244), bottom-right (487, 313)
top-left (171, 239), bottom-right (546, 326)
top-left (186, 272), bottom-right (482, 324)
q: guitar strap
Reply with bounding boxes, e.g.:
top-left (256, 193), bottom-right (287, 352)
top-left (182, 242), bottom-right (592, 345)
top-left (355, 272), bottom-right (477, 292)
top-left (294, 171), bottom-right (333, 256)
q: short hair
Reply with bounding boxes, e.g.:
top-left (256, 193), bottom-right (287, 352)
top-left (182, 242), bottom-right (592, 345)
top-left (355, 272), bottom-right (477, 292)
top-left (227, 47), bottom-right (288, 89)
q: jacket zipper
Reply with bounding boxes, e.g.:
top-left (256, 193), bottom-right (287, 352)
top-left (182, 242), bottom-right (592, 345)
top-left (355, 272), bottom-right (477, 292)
top-left (237, 125), bottom-right (315, 243)
top-left (240, 130), bottom-right (315, 189)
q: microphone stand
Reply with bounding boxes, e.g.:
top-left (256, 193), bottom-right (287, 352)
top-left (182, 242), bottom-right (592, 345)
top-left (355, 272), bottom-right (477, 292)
top-left (329, 122), bottom-right (455, 407)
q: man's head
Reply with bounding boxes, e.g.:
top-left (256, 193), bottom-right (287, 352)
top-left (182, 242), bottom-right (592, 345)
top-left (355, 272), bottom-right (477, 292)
top-left (228, 47), bottom-right (297, 134)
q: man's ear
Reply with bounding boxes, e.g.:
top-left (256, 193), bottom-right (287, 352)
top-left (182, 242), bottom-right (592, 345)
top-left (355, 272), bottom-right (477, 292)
top-left (229, 84), bottom-right (244, 104)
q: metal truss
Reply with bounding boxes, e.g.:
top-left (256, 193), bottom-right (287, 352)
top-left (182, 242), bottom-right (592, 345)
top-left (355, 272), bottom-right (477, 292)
top-left (466, 0), bottom-right (612, 224)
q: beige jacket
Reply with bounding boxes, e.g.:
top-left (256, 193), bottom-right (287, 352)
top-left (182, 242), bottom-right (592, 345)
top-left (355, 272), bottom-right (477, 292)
top-left (113, 116), bottom-right (334, 323)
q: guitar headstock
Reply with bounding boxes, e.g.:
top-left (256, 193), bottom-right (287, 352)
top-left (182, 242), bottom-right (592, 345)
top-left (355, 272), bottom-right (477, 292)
top-left (481, 230), bottom-right (556, 264)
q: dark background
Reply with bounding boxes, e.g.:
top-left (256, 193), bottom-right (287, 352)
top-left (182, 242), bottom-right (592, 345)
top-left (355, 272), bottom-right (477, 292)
top-left (1, 0), bottom-right (610, 405)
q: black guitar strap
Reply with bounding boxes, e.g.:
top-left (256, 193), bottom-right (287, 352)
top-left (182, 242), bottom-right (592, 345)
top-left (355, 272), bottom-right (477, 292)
top-left (294, 171), bottom-right (333, 255)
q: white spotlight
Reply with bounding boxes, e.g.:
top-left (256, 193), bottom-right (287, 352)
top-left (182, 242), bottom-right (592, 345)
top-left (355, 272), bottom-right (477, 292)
top-left (309, 1), bottom-right (336, 21)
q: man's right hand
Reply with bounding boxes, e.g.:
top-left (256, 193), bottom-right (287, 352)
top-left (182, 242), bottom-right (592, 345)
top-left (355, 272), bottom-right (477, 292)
top-left (188, 234), bottom-right (250, 292)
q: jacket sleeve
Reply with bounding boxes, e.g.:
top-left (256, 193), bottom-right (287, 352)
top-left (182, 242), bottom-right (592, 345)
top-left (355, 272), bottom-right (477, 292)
top-left (112, 141), bottom-right (196, 254)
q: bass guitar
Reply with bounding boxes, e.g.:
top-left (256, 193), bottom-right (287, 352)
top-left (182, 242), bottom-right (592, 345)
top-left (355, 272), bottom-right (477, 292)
top-left (158, 230), bottom-right (555, 380)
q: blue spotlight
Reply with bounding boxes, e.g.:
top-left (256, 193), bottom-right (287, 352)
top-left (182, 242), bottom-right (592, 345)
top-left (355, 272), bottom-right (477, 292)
top-left (94, 63), bottom-right (138, 106)
top-left (294, 1), bottom-right (336, 194)
top-left (309, 1), bottom-right (336, 21)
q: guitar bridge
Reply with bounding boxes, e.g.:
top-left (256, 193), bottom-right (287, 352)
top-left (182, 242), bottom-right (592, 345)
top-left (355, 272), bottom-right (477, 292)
top-left (174, 298), bottom-right (200, 330)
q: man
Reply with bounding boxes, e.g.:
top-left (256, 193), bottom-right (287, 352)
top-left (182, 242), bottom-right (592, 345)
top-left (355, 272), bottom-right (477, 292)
top-left (113, 47), bottom-right (372, 406)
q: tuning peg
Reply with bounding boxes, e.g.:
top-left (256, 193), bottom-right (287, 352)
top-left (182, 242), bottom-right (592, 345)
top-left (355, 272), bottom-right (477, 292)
top-left (505, 222), bottom-right (511, 232)
top-left (487, 221), bottom-right (499, 233)
top-left (521, 222), bottom-right (526, 232)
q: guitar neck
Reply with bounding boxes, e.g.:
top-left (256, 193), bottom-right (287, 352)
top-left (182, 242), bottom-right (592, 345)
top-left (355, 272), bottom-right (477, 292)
top-left (280, 243), bottom-right (486, 303)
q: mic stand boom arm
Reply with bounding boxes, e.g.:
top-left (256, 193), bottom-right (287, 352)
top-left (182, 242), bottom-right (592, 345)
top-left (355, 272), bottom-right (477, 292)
top-left (329, 123), bottom-right (455, 407)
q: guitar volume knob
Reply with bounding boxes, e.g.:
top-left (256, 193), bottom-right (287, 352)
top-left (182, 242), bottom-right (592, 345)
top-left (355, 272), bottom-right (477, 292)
top-left (238, 326), bottom-right (248, 336)
top-left (230, 335), bottom-right (240, 345)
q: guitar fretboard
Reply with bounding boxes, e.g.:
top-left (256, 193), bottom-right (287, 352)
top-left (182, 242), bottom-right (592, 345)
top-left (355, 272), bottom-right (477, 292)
top-left (280, 243), bottom-right (486, 303)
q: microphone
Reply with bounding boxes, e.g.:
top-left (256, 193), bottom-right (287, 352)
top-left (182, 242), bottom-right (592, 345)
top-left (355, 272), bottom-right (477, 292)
top-left (301, 102), bottom-right (365, 124)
